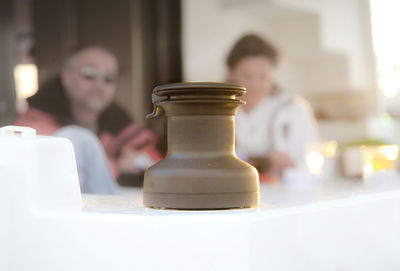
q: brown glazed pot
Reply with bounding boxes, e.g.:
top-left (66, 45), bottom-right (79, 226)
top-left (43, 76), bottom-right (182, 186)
top-left (143, 82), bottom-right (260, 210)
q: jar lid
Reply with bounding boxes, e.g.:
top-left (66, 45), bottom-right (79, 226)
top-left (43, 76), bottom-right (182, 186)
top-left (153, 82), bottom-right (246, 97)
top-left (148, 82), bottom-right (246, 118)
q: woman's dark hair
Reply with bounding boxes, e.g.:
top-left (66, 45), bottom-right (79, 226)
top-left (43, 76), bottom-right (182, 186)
top-left (226, 34), bottom-right (279, 69)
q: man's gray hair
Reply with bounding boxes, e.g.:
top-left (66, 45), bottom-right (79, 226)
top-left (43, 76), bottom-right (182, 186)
top-left (62, 44), bottom-right (118, 70)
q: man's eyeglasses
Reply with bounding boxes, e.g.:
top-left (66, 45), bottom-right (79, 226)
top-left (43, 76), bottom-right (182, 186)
top-left (80, 66), bottom-right (117, 85)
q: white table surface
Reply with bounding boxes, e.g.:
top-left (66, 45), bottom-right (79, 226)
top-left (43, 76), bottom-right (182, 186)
top-left (2, 131), bottom-right (400, 271)
top-left (84, 176), bottom-right (399, 215)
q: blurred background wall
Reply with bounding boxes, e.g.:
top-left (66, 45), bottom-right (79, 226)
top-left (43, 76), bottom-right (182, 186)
top-left (0, 0), bottom-right (17, 125)
top-left (183, 0), bottom-right (376, 93)
top-left (182, 0), bottom-right (379, 144)
top-left (3, 0), bottom-right (400, 147)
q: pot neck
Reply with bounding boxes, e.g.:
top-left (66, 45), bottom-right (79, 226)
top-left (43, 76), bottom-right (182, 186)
top-left (167, 115), bottom-right (235, 154)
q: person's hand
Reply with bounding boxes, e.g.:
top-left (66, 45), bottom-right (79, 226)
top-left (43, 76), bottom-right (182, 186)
top-left (267, 150), bottom-right (295, 175)
top-left (117, 149), bottom-right (142, 174)
top-left (117, 148), bottom-right (158, 174)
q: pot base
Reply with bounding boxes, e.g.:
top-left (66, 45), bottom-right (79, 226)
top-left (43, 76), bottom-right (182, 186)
top-left (143, 191), bottom-right (260, 210)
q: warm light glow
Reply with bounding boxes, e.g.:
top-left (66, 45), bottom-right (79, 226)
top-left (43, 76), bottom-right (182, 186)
top-left (324, 141), bottom-right (338, 158)
top-left (307, 141), bottom-right (337, 158)
top-left (378, 73), bottom-right (400, 98)
top-left (380, 145), bottom-right (399, 161)
top-left (14, 64), bottom-right (38, 99)
top-left (306, 151), bottom-right (324, 175)
top-left (363, 162), bottom-right (374, 178)
top-left (361, 145), bottom-right (399, 178)
top-left (370, 0), bottom-right (400, 98)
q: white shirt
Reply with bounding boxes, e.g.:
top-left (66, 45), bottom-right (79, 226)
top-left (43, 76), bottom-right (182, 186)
top-left (235, 91), bottom-right (319, 164)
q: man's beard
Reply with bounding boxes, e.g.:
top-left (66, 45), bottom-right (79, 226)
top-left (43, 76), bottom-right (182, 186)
top-left (80, 98), bottom-right (109, 113)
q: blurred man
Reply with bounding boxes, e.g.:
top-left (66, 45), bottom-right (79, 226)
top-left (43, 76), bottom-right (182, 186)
top-left (15, 45), bottom-right (161, 194)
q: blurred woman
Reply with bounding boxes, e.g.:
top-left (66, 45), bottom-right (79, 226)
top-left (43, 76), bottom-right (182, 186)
top-left (227, 34), bottom-right (319, 177)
